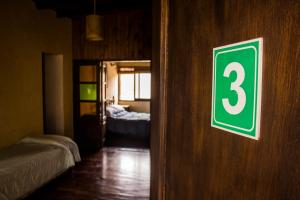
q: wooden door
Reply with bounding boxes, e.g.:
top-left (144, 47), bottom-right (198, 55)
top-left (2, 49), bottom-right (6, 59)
top-left (164, 0), bottom-right (300, 199)
top-left (73, 60), bottom-right (105, 151)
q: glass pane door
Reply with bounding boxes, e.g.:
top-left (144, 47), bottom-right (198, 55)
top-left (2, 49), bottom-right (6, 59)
top-left (79, 65), bottom-right (99, 117)
top-left (73, 60), bottom-right (103, 151)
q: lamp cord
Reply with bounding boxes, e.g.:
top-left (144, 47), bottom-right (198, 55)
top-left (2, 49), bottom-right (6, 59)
top-left (94, 0), bottom-right (96, 15)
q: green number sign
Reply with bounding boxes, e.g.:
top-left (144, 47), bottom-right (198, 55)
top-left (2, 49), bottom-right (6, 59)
top-left (211, 38), bottom-right (263, 140)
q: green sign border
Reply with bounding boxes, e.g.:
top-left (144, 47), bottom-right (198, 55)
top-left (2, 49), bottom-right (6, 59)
top-left (211, 38), bottom-right (263, 140)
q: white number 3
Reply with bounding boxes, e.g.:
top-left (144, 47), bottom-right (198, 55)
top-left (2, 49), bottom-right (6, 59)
top-left (222, 62), bottom-right (246, 115)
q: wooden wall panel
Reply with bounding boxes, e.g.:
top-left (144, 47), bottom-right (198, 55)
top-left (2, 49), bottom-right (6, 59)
top-left (72, 9), bottom-right (151, 60)
top-left (166, 0), bottom-right (299, 199)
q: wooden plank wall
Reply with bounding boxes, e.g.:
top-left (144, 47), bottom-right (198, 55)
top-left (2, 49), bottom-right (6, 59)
top-left (165, 0), bottom-right (299, 199)
top-left (72, 9), bottom-right (151, 60)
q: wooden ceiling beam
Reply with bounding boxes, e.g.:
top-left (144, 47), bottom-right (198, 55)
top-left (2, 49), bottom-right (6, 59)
top-left (33, 0), bottom-right (151, 18)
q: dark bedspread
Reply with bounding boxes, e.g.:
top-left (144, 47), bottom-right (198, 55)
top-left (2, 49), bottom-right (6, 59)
top-left (107, 110), bottom-right (150, 139)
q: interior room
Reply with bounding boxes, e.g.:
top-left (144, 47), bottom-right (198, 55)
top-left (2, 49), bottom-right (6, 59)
top-left (104, 60), bottom-right (151, 148)
top-left (72, 59), bottom-right (151, 151)
top-left (0, 0), bottom-right (299, 200)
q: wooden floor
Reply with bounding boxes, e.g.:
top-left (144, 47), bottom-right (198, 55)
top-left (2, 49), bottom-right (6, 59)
top-left (25, 147), bottom-right (150, 200)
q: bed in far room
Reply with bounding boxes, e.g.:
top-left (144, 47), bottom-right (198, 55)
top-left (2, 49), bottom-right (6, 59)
top-left (106, 104), bottom-right (150, 142)
top-left (0, 135), bottom-right (80, 200)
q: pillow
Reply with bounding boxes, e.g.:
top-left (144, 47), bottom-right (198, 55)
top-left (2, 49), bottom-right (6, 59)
top-left (110, 104), bottom-right (125, 112)
top-left (106, 106), bottom-right (116, 117)
top-left (106, 105), bottom-right (126, 117)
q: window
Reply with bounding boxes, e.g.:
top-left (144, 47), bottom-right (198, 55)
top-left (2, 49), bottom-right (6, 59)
top-left (119, 74), bottom-right (135, 101)
top-left (119, 73), bottom-right (151, 101)
top-left (135, 73), bottom-right (151, 99)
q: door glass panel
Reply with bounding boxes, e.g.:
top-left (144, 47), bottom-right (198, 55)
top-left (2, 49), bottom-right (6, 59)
top-left (80, 65), bottom-right (97, 82)
top-left (80, 84), bottom-right (97, 100)
top-left (80, 102), bottom-right (97, 116)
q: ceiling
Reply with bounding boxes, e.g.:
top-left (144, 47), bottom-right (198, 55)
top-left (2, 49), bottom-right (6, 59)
top-left (33, 0), bottom-right (151, 18)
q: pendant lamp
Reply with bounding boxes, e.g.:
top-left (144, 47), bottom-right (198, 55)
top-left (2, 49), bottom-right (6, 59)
top-left (86, 0), bottom-right (103, 41)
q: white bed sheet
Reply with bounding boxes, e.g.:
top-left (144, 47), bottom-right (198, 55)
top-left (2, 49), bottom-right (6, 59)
top-left (0, 135), bottom-right (80, 200)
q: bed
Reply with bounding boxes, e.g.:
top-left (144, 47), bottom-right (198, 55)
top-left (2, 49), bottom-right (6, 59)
top-left (0, 135), bottom-right (80, 200)
top-left (106, 105), bottom-right (150, 140)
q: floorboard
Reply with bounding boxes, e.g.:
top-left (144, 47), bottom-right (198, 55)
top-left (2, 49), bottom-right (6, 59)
top-left (25, 147), bottom-right (150, 200)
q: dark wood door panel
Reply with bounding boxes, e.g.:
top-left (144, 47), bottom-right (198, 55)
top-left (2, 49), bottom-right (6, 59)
top-left (166, 0), bottom-right (300, 199)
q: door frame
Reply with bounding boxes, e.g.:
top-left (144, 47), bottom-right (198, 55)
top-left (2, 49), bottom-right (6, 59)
top-left (150, 0), bottom-right (169, 199)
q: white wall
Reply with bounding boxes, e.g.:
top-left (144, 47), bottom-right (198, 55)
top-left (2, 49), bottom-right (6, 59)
top-left (119, 100), bottom-right (150, 113)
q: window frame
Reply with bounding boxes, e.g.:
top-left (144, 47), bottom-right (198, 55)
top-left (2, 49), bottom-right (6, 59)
top-left (118, 68), bottom-right (151, 102)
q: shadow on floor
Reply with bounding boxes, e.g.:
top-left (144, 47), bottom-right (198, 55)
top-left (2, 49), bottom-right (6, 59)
top-left (104, 131), bottom-right (150, 149)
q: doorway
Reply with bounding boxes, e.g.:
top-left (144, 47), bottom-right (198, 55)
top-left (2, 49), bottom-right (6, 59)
top-left (42, 53), bottom-right (64, 135)
top-left (72, 59), bottom-right (151, 199)
top-left (103, 60), bottom-right (151, 148)
top-left (73, 59), bottom-right (151, 150)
